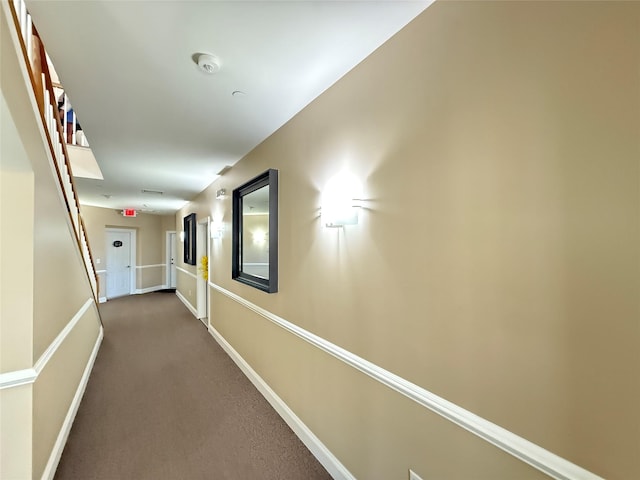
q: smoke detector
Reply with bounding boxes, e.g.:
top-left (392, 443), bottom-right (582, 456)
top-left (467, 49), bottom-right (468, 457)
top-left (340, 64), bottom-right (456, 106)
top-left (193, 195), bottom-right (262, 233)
top-left (196, 53), bottom-right (220, 75)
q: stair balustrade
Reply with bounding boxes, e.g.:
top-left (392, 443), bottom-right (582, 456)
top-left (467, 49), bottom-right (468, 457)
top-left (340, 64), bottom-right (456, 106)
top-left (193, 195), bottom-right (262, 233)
top-left (9, 0), bottom-right (99, 302)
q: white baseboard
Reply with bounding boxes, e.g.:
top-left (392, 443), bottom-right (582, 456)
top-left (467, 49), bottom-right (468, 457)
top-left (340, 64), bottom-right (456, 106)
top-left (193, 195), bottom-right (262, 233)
top-left (98, 297), bottom-right (107, 304)
top-left (176, 290), bottom-right (198, 318)
top-left (40, 326), bottom-right (103, 480)
top-left (208, 324), bottom-right (355, 480)
top-left (135, 285), bottom-right (167, 295)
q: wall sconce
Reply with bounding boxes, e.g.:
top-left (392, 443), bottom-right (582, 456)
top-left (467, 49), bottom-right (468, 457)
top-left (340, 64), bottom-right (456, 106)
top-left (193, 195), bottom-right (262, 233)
top-left (253, 229), bottom-right (267, 244)
top-left (321, 171), bottom-right (362, 228)
top-left (216, 188), bottom-right (226, 199)
top-left (179, 230), bottom-right (185, 241)
top-left (211, 220), bottom-right (225, 239)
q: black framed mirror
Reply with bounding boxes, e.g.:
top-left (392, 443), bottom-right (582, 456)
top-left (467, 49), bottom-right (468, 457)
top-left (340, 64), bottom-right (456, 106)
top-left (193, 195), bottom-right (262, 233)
top-left (183, 213), bottom-right (196, 265)
top-left (232, 169), bottom-right (278, 293)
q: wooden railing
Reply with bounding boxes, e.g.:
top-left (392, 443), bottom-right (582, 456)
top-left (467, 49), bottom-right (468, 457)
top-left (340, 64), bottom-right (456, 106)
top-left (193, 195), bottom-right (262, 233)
top-left (57, 90), bottom-right (89, 147)
top-left (9, 0), bottom-right (99, 301)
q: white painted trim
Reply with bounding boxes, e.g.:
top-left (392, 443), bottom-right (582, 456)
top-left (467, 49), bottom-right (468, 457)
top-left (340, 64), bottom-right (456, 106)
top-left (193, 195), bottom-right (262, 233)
top-left (96, 270), bottom-right (106, 275)
top-left (0, 368), bottom-right (37, 389)
top-left (135, 285), bottom-right (168, 295)
top-left (176, 266), bottom-right (197, 279)
top-left (99, 297), bottom-right (107, 304)
top-left (196, 218), bottom-right (210, 319)
top-left (135, 264), bottom-right (165, 269)
top-left (209, 282), bottom-right (603, 480)
top-left (0, 299), bottom-right (94, 390)
top-left (176, 289), bottom-right (198, 318)
top-left (40, 326), bottom-right (103, 480)
top-left (208, 324), bottom-right (355, 480)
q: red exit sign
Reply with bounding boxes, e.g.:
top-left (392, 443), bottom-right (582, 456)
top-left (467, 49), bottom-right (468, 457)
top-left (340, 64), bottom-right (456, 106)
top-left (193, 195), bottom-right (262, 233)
top-left (122, 209), bottom-right (137, 217)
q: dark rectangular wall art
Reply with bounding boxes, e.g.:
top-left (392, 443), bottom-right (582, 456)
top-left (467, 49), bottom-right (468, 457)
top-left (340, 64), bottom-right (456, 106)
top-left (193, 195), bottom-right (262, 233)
top-left (183, 213), bottom-right (196, 265)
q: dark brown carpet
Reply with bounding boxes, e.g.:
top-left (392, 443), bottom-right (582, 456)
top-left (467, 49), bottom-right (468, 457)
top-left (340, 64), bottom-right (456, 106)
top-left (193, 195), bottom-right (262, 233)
top-left (54, 292), bottom-right (331, 480)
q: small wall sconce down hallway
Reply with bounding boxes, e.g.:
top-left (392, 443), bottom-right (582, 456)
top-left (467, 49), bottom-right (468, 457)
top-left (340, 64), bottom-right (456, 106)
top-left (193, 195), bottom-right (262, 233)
top-left (211, 219), bottom-right (225, 239)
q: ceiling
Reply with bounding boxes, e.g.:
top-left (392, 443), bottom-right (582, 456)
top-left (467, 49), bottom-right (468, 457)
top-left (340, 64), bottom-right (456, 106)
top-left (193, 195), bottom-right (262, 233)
top-left (26, 0), bottom-right (432, 215)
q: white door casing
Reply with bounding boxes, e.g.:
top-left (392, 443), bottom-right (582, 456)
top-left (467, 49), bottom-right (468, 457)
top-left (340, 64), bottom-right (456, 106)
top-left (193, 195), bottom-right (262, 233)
top-left (105, 229), bottom-right (136, 298)
top-left (196, 218), bottom-right (210, 324)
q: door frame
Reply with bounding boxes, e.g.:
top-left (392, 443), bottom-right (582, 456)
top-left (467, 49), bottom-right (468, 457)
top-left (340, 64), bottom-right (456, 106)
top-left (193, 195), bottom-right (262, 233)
top-left (105, 228), bottom-right (137, 297)
top-left (165, 230), bottom-right (177, 289)
top-left (196, 217), bottom-right (210, 324)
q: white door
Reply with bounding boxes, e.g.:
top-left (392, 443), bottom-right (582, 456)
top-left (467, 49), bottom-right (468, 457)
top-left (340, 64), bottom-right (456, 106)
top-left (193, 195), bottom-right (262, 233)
top-left (106, 230), bottom-right (132, 298)
top-left (167, 232), bottom-right (177, 289)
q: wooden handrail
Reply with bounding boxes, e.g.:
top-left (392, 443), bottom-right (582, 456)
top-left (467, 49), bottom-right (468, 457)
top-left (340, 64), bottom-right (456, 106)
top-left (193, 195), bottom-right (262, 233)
top-left (80, 216), bottom-right (99, 291)
top-left (8, 0), bottom-right (100, 305)
top-left (34, 28), bottom-right (85, 223)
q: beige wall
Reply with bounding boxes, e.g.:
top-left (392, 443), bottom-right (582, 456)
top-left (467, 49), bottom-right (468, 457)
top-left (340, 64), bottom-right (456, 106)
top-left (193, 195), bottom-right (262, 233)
top-left (1, 4), bottom-right (103, 479)
top-left (212, 291), bottom-right (545, 479)
top-left (179, 2), bottom-right (639, 479)
top-left (161, 214), bottom-right (177, 234)
top-left (177, 269), bottom-right (197, 309)
top-left (32, 309), bottom-right (100, 479)
top-left (0, 169), bottom-right (34, 372)
top-left (0, 108), bottom-right (34, 374)
top-left (81, 205), bottom-right (175, 292)
top-left (1, 11), bottom-right (35, 478)
top-left (0, 385), bottom-right (32, 479)
top-left (138, 266), bottom-right (165, 290)
top-left (1, 2), bottom-right (36, 376)
top-left (32, 145), bottom-right (97, 360)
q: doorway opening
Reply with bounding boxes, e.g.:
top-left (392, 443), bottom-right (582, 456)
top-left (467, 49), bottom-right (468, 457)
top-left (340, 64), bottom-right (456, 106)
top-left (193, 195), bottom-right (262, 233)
top-left (196, 218), bottom-right (210, 326)
top-left (166, 231), bottom-right (177, 289)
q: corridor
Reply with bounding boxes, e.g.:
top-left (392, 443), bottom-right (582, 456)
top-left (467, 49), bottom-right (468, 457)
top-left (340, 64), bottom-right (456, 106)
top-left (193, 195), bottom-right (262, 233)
top-left (54, 293), bottom-right (331, 480)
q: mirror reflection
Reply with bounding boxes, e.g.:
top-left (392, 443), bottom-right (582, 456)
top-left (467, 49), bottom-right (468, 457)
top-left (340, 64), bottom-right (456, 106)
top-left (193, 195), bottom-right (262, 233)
top-left (232, 168), bottom-right (278, 293)
top-left (241, 186), bottom-right (270, 279)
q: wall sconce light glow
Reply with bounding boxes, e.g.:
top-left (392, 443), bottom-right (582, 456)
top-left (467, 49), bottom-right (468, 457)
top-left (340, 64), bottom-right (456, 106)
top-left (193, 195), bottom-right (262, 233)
top-left (211, 220), bottom-right (225, 239)
top-left (179, 231), bottom-right (185, 242)
top-left (253, 229), bottom-right (267, 244)
top-left (321, 171), bottom-right (362, 228)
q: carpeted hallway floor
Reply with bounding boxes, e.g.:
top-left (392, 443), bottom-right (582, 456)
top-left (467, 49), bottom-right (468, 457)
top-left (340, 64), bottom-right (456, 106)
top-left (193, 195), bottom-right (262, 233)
top-left (54, 292), bottom-right (331, 480)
